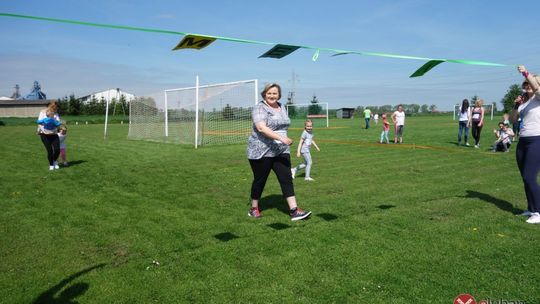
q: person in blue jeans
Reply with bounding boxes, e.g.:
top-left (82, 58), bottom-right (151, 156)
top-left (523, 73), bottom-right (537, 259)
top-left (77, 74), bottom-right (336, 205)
top-left (363, 108), bottom-right (372, 129)
top-left (457, 99), bottom-right (471, 146)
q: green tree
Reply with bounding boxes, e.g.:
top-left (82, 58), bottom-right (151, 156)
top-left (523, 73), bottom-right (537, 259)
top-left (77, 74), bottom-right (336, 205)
top-left (308, 95), bottom-right (322, 115)
top-left (119, 95), bottom-right (128, 116)
top-left (410, 104), bottom-right (420, 113)
top-left (68, 94), bottom-right (82, 115)
top-left (421, 104), bottom-right (429, 113)
top-left (429, 104), bottom-right (437, 112)
top-left (57, 96), bottom-right (69, 115)
top-left (470, 95), bottom-right (479, 106)
top-left (500, 84), bottom-right (521, 113)
top-left (222, 104), bottom-right (234, 120)
top-left (286, 94), bottom-right (296, 118)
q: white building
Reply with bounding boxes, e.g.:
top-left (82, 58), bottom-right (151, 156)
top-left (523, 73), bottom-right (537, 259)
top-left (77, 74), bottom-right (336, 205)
top-left (79, 88), bottom-right (136, 104)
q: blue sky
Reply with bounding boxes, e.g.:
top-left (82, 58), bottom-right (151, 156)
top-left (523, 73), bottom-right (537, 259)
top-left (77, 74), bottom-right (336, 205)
top-left (1, 0), bottom-right (538, 110)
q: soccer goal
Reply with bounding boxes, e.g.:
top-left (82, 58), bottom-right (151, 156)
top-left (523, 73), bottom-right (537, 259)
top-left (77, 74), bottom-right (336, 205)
top-left (453, 104), bottom-right (494, 121)
top-left (286, 102), bottom-right (329, 128)
top-left (128, 77), bottom-right (258, 148)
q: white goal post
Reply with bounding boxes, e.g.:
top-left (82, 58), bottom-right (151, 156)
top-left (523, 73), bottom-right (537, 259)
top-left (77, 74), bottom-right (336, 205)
top-left (128, 77), bottom-right (258, 148)
top-left (286, 102), bottom-right (329, 128)
top-left (453, 104), bottom-right (494, 121)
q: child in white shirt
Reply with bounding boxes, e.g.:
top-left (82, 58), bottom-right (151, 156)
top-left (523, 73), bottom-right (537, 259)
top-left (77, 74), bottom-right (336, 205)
top-left (291, 120), bottom-right (320, 181)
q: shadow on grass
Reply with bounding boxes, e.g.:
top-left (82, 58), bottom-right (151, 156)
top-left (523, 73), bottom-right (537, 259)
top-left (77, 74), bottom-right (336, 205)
top-left (258, 194), bottom-right (290, 215)
top-left (33, 263), bottom-right (106, 304)
top-left (377, 205), bottom-right (396, 210)
top-left (316, 213), bottom-right (338, 221)
top-left (464, 190), bottom-right (522, 214)
top-left (214, 232), bottom-right (240, 242)
top-left (65, 160), bottom-right (87, 167)
top-left (267, 223), bottom-right (291, 230)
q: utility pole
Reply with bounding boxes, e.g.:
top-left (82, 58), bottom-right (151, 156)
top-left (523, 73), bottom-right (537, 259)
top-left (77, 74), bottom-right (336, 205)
top-left (288, 70), bottom-right (299, 104)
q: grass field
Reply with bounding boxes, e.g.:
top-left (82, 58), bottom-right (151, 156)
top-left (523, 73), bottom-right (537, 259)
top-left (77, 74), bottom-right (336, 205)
top-left (1, 115), bottom-right (539, 303)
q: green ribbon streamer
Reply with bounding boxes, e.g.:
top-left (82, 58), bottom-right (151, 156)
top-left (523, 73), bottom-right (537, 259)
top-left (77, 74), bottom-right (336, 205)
top-left (312, 49), bottom-right (320, 62)
top-left (0, 12), bottom-right (513, 77)
top-left (410, 60), bottom-right (446, 77)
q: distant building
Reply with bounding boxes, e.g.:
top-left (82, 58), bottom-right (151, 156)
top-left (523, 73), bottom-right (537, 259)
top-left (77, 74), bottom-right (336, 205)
top-left (336, 108), bottom-right (355, 119)
top-left (0, 99), bottom-right (51, 117)
top-left (78, 88), bottom-right (136, 104)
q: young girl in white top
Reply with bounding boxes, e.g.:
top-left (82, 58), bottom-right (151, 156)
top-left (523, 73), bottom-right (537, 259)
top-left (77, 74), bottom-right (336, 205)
top-left (292, 120), bottom-right (320, 181)
top-left (457, 99), bottom-right (471, 146)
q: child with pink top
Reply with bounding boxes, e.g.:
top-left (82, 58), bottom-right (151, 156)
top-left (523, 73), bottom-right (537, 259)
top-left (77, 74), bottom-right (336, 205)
top-left (379, 114), bottom-right (390, 143)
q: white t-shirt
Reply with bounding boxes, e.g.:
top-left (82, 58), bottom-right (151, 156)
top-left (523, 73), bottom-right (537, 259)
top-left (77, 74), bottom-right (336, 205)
top-left (374, 114), bottom-right (379, 120)
top-left (393, 111), bottom-right (405, 126)
top-left (300, 130), bottom-right (314, 153)
top-left (58, 133), bottom-right (67, 149)
top-left (458, 108), bottom-right (470, 122)
top-left (518, 91), bottom-right (540, 137)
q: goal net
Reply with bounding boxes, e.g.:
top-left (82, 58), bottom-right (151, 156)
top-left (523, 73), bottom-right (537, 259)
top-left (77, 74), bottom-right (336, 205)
top-left (286, 102), bottom-right (329, 128)
top-left (128, 78), bottom-right (258, 147)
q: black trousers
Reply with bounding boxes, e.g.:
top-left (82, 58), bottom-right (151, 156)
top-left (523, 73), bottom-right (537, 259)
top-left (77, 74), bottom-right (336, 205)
top-left (516, 136), bottom-right (540, 212)
top-left (40, 134), bottom-right (60, 165)
top-left (249, 154), bottom-right (295, 200)
top-left (471, 121), bottom-right (483, 145)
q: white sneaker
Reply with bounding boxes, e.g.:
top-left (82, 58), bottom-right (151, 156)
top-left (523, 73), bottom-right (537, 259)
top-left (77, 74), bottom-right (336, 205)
top-left (526, 213), bottom-right (540, 224)
top-left (520, 210), bottom-right (533, 216)
top-left (305, 177), bottom-right (315, 181)
top-left (465, 142), bottom-right (470, 146)
top-left (53, 161), bottom-right (60, 170)
top-left (49, 165), bottom-right (54, 171)
top-left (291, 168), bottom-right (296, 179)
top-left (474, 144), bottom-right (479, 148)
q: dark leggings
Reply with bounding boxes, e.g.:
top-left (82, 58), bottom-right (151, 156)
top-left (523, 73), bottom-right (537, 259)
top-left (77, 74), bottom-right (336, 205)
top-left (249, 154), bottom-right (295, 200)
top-left (516, 136), bottom-right (540, 213)
top-left (471, 121), bottom-right (483, 145)
top-left (40, 134), bottom-right (60, 165)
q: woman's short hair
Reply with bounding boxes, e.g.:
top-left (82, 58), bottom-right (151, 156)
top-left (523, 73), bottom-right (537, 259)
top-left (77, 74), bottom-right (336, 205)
top-left (260, 83), bottom-right (281, 100)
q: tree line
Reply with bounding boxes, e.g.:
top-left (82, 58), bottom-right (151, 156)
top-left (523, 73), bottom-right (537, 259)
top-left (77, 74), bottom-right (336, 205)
top-left (56, 94), bottom-right (129, 116)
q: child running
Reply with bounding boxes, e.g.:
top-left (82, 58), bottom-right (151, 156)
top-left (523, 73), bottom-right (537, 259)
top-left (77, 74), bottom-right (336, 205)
top-left (291, 119), bottom-right (320, 181)
top-left (379, 113), bottom-right (390, 143)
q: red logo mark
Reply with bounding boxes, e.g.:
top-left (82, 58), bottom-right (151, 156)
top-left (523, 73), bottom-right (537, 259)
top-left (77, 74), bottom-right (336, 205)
top-left (454, 294), bottom-right (476, 304)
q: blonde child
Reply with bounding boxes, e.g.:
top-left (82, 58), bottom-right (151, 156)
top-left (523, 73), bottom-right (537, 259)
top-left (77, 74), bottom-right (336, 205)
top-left (379, 113), bottom-right (390, 143)
top-left (58, 125), bottom-right (68, 166)
top-left (291, 120), bottom-right (320, 181)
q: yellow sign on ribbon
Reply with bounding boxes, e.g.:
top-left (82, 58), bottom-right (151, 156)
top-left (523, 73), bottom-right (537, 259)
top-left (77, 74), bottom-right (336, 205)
top-left (173, 34), bottom-right (216, 50)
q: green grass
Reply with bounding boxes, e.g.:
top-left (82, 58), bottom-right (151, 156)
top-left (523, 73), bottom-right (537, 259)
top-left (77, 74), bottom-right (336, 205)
top-left (0, 115), bottom-right (538, 303)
